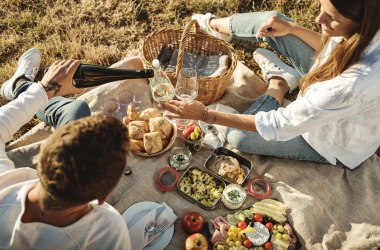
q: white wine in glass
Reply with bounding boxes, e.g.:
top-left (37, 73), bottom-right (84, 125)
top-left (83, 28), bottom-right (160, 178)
top-left (151, 59), bottom-right (175, 103)
top-left (150, 59), bottom-right (176, 122)
top-left (175, 68), bottom-right (198, 130)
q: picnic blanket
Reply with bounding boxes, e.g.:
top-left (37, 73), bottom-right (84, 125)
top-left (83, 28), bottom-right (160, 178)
top-left (6, 55), bottom-right (380, 249)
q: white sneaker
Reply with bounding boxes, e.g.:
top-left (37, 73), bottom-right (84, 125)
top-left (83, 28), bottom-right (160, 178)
top-left (191, 13), bottom-right (232, 42)
top-left (253, 48), bottom-right (301, 92)
top-left (1, 48), bottom-right (42, 100)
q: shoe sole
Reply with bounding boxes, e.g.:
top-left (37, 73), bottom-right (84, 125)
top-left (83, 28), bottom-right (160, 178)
top-left (18, 48), bottom-right (41, 64)
top-left (0, 48), bottom-right (42, 100)
top-left (254, 48), bottom-right (301, 91)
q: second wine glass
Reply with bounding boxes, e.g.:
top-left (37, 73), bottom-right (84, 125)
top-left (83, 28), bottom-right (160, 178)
top-left (175, 68), bottom-right (198, 130)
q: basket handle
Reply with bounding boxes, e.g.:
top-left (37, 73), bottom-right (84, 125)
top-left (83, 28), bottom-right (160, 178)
top-left (175, 19), bottom-right (200, 77)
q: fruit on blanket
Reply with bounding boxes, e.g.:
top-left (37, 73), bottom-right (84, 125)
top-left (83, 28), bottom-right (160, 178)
top-left (271, 222), bottom-right (297, 250)
top-left (253, 214), bottom-right (263, 223)
top-left (185, 233), bottom-right (208, 250)
top-left (264, 241), bottom-right (273, 250)
top-left (243, 239), bottom-right (252, 248)
top-left (181, 212), bottom-right (205, 234)
top-left (251, 199), bottom-right (288, 223)
top-left (184, 125), bottom-right (204, 141)
top-left (183, 124), bottom-right (196, 138)
top-left (237, 221), bottom-right (247, 230)
top-left (265, 222), bottom-right (273, 231)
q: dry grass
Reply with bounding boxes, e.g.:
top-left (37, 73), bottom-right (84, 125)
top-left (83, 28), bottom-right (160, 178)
top-left (0, 0), bottom-right (319, 140)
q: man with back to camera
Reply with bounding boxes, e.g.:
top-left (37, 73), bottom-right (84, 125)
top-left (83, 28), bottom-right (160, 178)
top-left (0, 50), bottom-right (131, 249)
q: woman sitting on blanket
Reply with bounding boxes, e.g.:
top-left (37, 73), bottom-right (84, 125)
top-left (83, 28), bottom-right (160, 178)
top-left (161, 0), bottom-right (380, 169)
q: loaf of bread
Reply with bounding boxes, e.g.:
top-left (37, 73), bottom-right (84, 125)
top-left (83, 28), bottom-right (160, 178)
top-left (127, 105), bottom-right (139, 122)
top-left (128, 121), bottom-right (149, 140)
top-left (149, 117), bottom-right (172, 139)
top-left (139, 108), bottom-right (162, 121)
top-left (143, 132), bottom-right (163, 154)
top-left (129, 139), bottom-right (144, 151)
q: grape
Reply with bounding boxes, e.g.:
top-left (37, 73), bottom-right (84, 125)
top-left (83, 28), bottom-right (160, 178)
top-left (272, 229), bottom-right (279, 234)
top-left (277, 225), bottom-right (285, 233)
top-left (235, 241), bottom-right (242, 247)
top-left (282, 234), bottom-right (290, 241)
top-left (276, 233), bottom-right (283, 240)
top-left (228, 241), bottom-right (235, 247)
top-left (258, 247), bottom-right (265, 250)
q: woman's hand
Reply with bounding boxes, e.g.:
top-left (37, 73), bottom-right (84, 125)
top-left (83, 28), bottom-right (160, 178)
top-left (158, 100), bottom-right (206, 120)
top-left (40, 59), bottom-right (85, 98)
top-left (256, 15), bottom-right (295, 38)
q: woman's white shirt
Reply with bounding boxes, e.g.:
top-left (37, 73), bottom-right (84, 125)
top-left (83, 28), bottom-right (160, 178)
top-left (256, 31), bottom-right (380, 168)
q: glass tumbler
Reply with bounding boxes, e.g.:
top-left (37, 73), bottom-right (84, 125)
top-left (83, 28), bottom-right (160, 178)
top-left (169, 146), bottom-right (192, 171)
top-left (117, 90), bottom-right (135, 118)
top-left (101, 99), bottom-right (121, 120)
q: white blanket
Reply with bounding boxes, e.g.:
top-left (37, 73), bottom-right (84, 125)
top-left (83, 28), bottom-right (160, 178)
top-left (6, 56), bottom-right (380, 249)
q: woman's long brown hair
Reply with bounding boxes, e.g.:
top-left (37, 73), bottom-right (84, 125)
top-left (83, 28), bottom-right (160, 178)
top-left (299, 0), bottom-right (380, 95)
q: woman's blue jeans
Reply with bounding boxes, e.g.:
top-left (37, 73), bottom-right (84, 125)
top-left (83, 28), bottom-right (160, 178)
top-left (15, 82), bottom-right (90, 128)
top-left (226, 11), bottom-right (328, 163)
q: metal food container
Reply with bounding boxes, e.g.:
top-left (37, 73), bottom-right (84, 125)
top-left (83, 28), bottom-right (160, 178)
top-left (177, 165), bottom-right (226, 210)
top-left (204, 147), bottom-right (253, 185)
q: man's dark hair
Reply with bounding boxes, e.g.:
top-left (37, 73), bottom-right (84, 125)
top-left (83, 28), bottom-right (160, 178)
top-left (37, 114), bottom-right (128, 210)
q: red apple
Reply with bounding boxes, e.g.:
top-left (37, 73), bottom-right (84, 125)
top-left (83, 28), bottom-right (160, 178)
top-left (185, 233), bottom-right (208, 250)
top-left (181, 212), bottom-right (204, 234)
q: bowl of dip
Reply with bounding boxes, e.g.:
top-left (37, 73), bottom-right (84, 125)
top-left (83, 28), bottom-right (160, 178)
top-left (221, 183), bottom-right (246, 210)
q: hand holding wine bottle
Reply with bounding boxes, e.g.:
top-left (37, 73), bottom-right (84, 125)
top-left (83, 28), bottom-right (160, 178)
top-left (44, 62), bottom-right (154, 89)
top-left (72, 64), bottom-right (154, 88)
top-left (40, 59), bottom-right (83, 98)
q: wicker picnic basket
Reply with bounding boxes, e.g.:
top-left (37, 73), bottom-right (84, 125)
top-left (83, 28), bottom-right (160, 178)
top-left (139, 19), bottom-right (237, 105)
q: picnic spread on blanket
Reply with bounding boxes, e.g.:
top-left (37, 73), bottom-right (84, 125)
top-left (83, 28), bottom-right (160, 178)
top-left (6, 21), bottom-right (380, 249)
top-left (7, 55), bottom-right (380, 249)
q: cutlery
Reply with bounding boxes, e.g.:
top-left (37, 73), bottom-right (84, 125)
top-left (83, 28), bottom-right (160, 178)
top-left (144, 206), bottom-right (167, 234)
top-left (152, 219), bottom-right (168, 234)
top-left (144, 221), bottom-right (156, 233)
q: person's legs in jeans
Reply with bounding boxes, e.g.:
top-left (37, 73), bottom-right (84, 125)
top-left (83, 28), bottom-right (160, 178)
top-left (227, 96), bottom-right (329, 163)
top-left (196, 12), bottom-right (327, 162)
top-left (13, 80), bottom-right (91, 129)
top-left (208, 11), bottom-right (315, 76)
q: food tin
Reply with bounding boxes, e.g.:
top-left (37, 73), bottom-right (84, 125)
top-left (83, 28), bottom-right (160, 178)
top-left (221, 183), bottom-right (247, 210)
top-left (177, 165), bottom-right (226, 210)
top-left (205, 147), bottom-right (253, 185)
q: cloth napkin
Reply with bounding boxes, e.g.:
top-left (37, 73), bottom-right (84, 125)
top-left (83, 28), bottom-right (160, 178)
top-left (202, 104), bottom-right (239, 149)
top-left (157, 47), bottom-right (230, 78)
top-left (128, 202), bottom-right (177, 250)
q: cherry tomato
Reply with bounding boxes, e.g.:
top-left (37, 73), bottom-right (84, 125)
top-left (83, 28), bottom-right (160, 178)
top-left (265, 222), bottom-right (273, 231)
top-left (237, 221), bottom-right (247, 230)
top-left (243, 239), bottom-right (252, 248)
top-left (264, 242), bottom-right (273, 250)
top-left (183, 124), bottom-right (195, 138)
top-left (253, 214), bottom-right (263, 223)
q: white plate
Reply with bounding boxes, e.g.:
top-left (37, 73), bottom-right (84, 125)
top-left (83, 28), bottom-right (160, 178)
top-left (122, 201), bottom-right (174, 250)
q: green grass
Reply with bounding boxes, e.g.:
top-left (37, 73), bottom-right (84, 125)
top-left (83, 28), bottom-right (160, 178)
top-left (0, 0), bottom-right (319, 138)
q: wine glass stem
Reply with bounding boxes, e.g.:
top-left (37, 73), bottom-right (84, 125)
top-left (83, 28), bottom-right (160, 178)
top-left (176, 99), bottom-right (193, 130)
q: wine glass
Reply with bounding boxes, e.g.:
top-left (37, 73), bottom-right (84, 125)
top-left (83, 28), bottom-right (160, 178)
top-left (175, 68), bottom-right (198, 130)
top-left (150, 61), bottom-right (176, 122)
